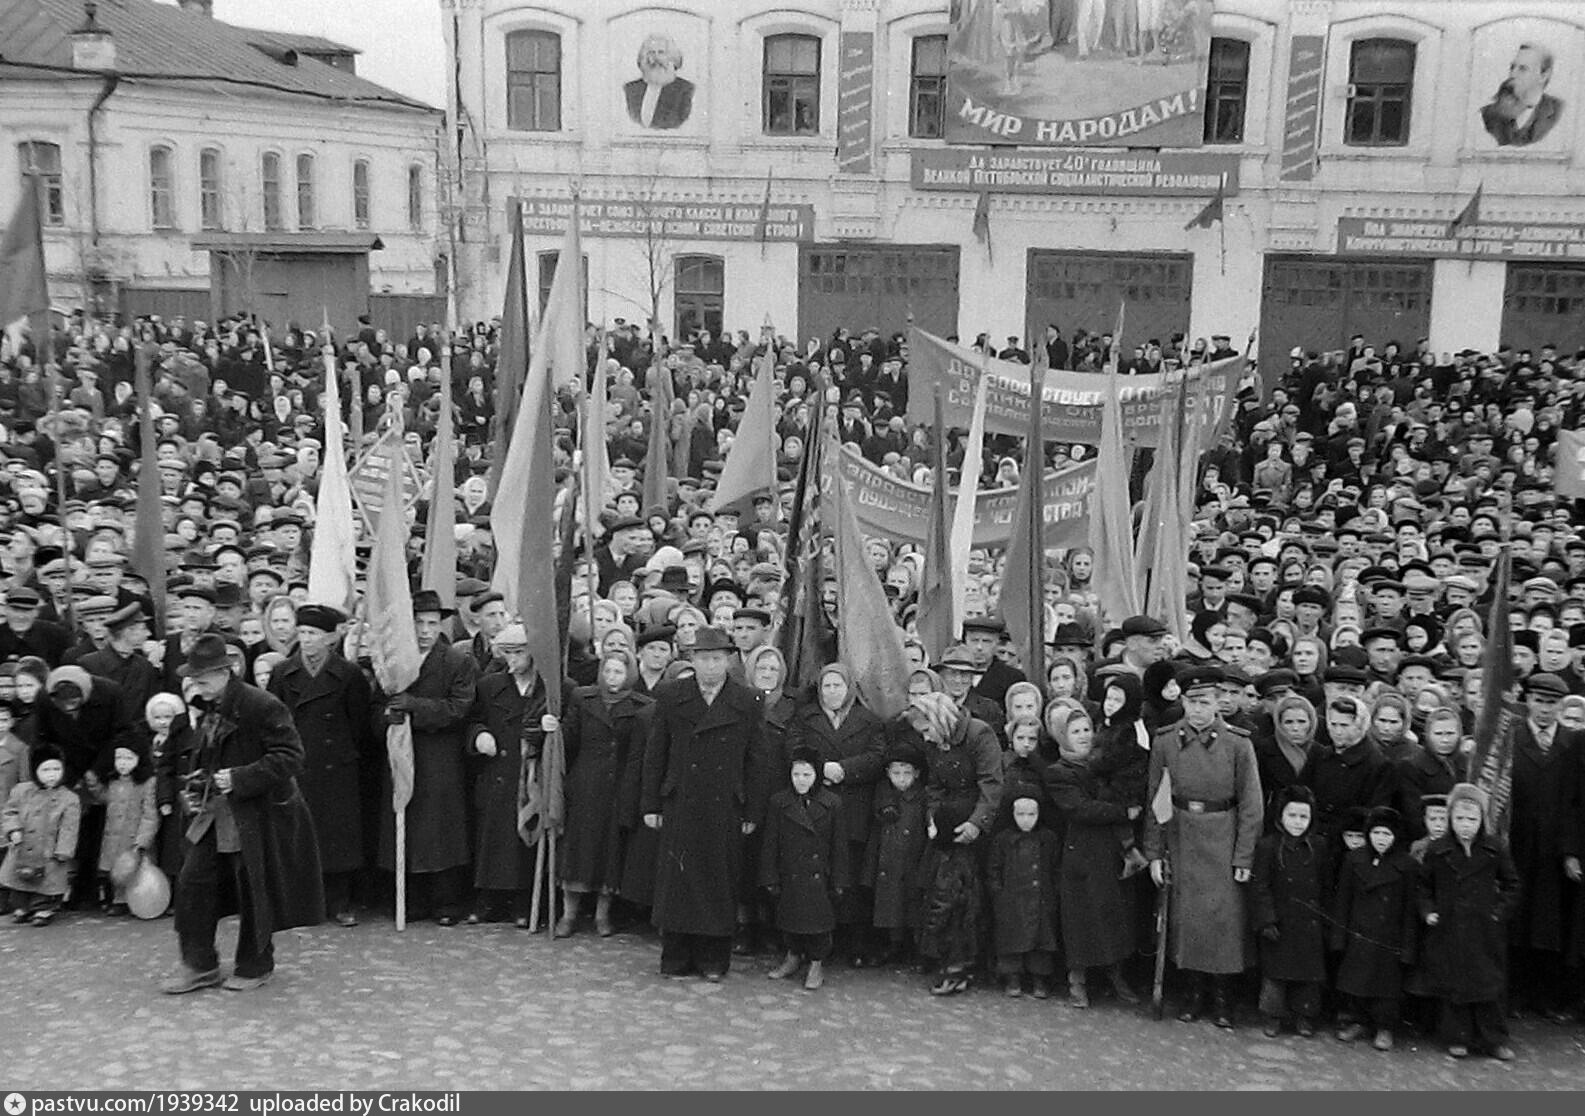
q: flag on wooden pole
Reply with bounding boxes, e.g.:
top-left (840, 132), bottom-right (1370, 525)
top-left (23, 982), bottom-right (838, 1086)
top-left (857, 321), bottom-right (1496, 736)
top-left (1091, 365), bottom-right (1141, 627)
top-left (488, 201), bottom-right (530, 498)
top-left (420, 337), bottom-right (459, 608)
top-left (581, 331), bottom-right (611, 544)
top-left (641, 344), bottom-right (674, 512)
top-left (777, 377), bottom-right (831, 696)
top-left (307, 314), bottom-right (358, 614)
top-left (916, 382), bottom-right (956, 663)
top-left (1000, 347), bottom-right (1047, 686)
top-left (1447, 182), bottom-right (1483, 237)
top-left (1553, 429), bottom-right (1585, 500)
top-left (347, 360), bottom-right (364, 450)
top-left (0, 173), bottom-right (49, 330)
top-left (132, 345), bottom-right (166, 634)
top-left (1467, 545), bottom-right (1517, 838)
top-left (971, 190), bottom-right (993, 263)
top-left (1184, 181), bottom-right (1225, 230)
top-left (710, 348), bottom-right (778, 515)
top-left (948, 361), bottom-right (989, 635)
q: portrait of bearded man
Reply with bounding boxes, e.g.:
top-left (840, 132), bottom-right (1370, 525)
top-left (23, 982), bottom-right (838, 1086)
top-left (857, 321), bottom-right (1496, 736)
top-left (624, 32), bottom-right (696, 129)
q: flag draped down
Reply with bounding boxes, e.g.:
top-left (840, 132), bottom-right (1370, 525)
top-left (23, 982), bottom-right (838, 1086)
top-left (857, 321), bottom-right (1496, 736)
top-left (972, 190), bottom-right (993, 262)
top-left (777, 380), bottom-right (831, 696)
top-left (1138, 373), bottom-right (1194, 644)
top-left (420, 344), bottom-right (459, 608)
top-left (132, 346), bottom-right (167, 633)
top-left (1000, 349), bottom-right (1047, 686)
top-left (581, 333), bottom-right (611, 541)
top-left (1448, 183), bottom-right (1483, 237)
top-left (1091, 366), bottom-right (1141, 627)
top-left (0, 175), bottom-right (49, 329)
top-left (367, 426), bottom-right (423, 814)
top-left (488, 202), bottom-right (530, 498)
top-left (1468, 546), bottom-right (1517, 838)
top-left (711, 348), bottom-right (778, 515)
top-left (916, 382), bottom-right (956, 663)
top-left (308, 330), bottom-right (358, 614)
top-left (641, 344), bottom-right (675, 512)
top-left (491, 205), bottom-right (581, 845)
top-left (948, 366), bottom-right (989, 635)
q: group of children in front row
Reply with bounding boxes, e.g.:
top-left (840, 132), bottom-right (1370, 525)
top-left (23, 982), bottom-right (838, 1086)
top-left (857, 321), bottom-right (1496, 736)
top-left (757, 704), bottom-right (1522, 1063)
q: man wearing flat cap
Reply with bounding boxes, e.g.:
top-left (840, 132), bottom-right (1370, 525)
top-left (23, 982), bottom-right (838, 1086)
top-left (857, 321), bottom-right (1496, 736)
top-left (1144, 665), bottom-right (1264, 1029)
top-left (77, 604), bottom-right (161, 726)
top-left (960, 616), bottom-right (1026, 709)
top-left (267, 604), bottom-right (374, 928)
top-left (0, 585), bottom-right (70, 667)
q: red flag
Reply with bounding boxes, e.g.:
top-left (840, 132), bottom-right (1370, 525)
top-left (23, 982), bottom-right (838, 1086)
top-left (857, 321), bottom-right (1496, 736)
top-left (0, 176), bottom-right (49, 328)
top-left (132, 346), bottom-right (166, 633)
top-left (1448, 183), bottom-right (1483, 238)
top-left (1091, 366), bottom-right (1141, 627)
top-left (776, 381), bottom-right (831, 695)
top-left (420, 339), bottom-right (459, 608)
top-left (915, 382), bottom-right (956, 662)
top-left (1468, 546), bottom-right (1517, 838)
top-left (488, 201), bottom-right (530, 498)
top-left (1000, 347), bottom-right (1047, 686)
top-left (366, 424), bottom-right (423, 814)
top-left (971, 190), bottom-right (993, 262)
top-left (1184, 182), bottom-right (1225, 230)
top-left (641, 344), bottom-right (674, 512)
top-left (710, 348), bottom-right (778, 515)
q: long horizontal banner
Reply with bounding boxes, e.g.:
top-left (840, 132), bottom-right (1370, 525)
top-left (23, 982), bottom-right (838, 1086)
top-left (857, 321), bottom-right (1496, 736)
top-left (1336, 216), bottom-right (1585, 262)
top-left (905, 329), bottom-right (1240, 445)
top-left (515, 197), bottom-right (814, 242)
top-left (911, 149), bottom-right (1238, 197)
top-left (825, 443), bottom-right (1093, 550)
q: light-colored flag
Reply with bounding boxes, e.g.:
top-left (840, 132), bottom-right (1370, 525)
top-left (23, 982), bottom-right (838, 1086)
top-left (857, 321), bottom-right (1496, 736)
top-left (132, 345), bottom-right (166, 632)
top-left (1555, 429), bottom-right (1585, 500)
top-left (641, 343), bottom-right (675, 512)
top-left (710, 348), bottom-right (779, 514)
top-left (367, 428), bottom-right (422, 813)
top-left (420, 342), bottom-right (459, 608)
top-left (948, 362), bottom-right (989, 632)
top-left (307, 318), bottom-right (358, 613)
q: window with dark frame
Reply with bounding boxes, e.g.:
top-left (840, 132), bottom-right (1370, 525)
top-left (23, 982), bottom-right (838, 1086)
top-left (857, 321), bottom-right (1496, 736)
top-left (353, 159), bottom-right (371, 230)
top-left (199, 148), bottom-right (223, 231)
top-left (1203, 37), bottom-right (1250, 144)
top-left (1346, 38), bottom-right (1415, 146)
top-left (537, 250), bottom-right (589, 317)
top-left (909, 34), bottom-right (948, 139)
top-left (296, 153), bottom-right (316, 229)
top-left (407, 164), bottom-right (424, 229)
top-left (17, 142), bottom-right (64, 226)
top-left (261, 152), bottom-right (283, 230)
top-left (150, 145), bottom-right (176, 230)
top-left (763, 34), bottom-right (821, 135)
top-left (674, 255), bottom-right (725, 341)
top-left (506, 29), bottom-right (562, 132)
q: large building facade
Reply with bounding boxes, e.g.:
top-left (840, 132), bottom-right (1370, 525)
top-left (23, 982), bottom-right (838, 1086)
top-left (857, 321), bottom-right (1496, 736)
top-left (446, 0), bottom-right (1585, 372)
top-left (1, 0), bottom-right (442, 329)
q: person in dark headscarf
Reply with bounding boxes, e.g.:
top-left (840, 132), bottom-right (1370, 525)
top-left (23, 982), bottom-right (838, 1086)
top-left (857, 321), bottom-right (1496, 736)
top-left (1141, 659), bottom-right (1182, 733)
top-left (1091, 673), bottom-right (1151, 878)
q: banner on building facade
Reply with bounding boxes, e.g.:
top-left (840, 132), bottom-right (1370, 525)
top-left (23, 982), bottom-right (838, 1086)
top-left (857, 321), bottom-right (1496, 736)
top-left (1337, 217), bottom-right (1585, 261)
top-left (837, 31), bottom-right (877, 174)
top-left (1279, 35), bottom-right (1324, 181)
top-left (516, 197), bottom-right (814, 242)
top-left (943, 0), bottom-right (1214, 147)
top-left (905, 329), bottom-right (1241, 445)
top-left (824, 443), bottom-right (1094, 549)
top-left (912, 148), bottom-right (1238, 195)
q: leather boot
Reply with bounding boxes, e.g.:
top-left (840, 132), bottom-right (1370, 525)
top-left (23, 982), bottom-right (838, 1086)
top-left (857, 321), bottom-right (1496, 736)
top-left (553, 890), bottom-right (581, 938)
top-left (1212, 979), bottom-right (1235, 1029)
top-left (803, 960), bottom-right (824, 991)
top-left (1067, 970), bottom-right (1090, 1009)
top-left (768, 951), bottom-right (801, 980)
top-left (1178, 976), bottom-right (1208, 1023)
top-left (594, 894), bottom-right (615, 937)
top-left (1109, 965), bottom-right (1141, 1004)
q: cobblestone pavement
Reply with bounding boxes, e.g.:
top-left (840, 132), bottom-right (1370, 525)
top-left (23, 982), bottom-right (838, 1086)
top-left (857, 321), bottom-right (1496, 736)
top-left (5, 913), bottom-right (1583, 1090)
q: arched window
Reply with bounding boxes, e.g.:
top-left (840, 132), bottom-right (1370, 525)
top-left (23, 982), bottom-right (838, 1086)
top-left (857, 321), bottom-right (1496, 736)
top-left (296, 153), bottom-right (316, 229)
top-left (199, 147), bottom-right (223, 231)
top-left (150, 145), bottom-right (176, 229)
top-left (353, 159), bottom-right (371, 230)
top-left (675, 255), bottom-right (724, 341)
top-left (1346, 38), bottom-right (1415, 146)
top-left (17, 142), bottom-right (64, 226)
top-left (261, 152), bottom-right (283, 230)
top-left (763, 34), bottom-right (821, 135)
top-left (506, 29), bottom-right (562, 131)
top-left (407, 164), bottom-right (424, 230)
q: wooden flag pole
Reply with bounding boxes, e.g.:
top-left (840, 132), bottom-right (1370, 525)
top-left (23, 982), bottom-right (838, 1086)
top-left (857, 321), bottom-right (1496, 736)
top-left (527, 758), bottom-right (546, 931)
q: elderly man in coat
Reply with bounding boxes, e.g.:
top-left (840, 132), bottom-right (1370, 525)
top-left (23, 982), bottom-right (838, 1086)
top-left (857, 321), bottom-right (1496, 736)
top-left (373, 589), bottom-right (478, 926)
top-left (159, 635), bottom-right (323, 993)
top-left (641, 626), bottom-right (768, 981)
top-left (1144, 666), bottom-right (1264, 1029)
top-left (267, 604), bottom-right (373, 928)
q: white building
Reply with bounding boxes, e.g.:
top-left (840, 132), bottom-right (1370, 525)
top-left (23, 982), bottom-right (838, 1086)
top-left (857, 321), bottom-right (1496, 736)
top-left (444, 0), bottom-right (1585, 372)
top-left (0, 0), bottom-right (443, 331)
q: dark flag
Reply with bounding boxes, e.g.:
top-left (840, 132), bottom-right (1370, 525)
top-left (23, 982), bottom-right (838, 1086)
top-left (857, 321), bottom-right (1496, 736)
top-left (1467, 545), bottom-right (1517, 838)
top-left (488, 201), bottom-right (530, 498)
top-left (132, 345), bottom-right (167, 633)
top-left (1448, 183), bottom-right (1483, 238)
top-left (916, 382), bottom-right (956, 663)
top-left (972, 190), bottom-right (993, 263)
top-left (1184, 181), bottom-right (1225, 230)
top-left (1000, 346), bottom-right (1047, 689)
top-left (0, 174), bottom-right (49, 331)
top-left (776, 374), bottom-right (831, 696)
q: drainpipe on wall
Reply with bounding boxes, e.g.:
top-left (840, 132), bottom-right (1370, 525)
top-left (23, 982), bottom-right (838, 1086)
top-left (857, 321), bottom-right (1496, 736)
top-left (86, 73), bottom-right (120, 248)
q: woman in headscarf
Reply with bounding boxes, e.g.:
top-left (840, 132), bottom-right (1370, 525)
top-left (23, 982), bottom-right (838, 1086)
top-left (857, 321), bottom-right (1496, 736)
top-left (741, 644), bottom-right (797, 952)
top-left (1092, 674), bottom-right (1151, 824)
top-left (558, 649), bottom-right (653, 938)
top-left (1367, 691), bottom-right (1416, 765)
top-left (787, 662), bottom-right (886, 965)
top-left (1257, 694), bottom-right (1317, 829)
top-left (1178, 610), bottom-right (1227, 665)
top-left (1141, 660), bottom-right (1182, 733)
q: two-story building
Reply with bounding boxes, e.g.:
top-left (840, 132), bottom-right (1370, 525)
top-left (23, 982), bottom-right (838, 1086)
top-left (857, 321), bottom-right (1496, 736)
top-left (444, 0), bottom-right (1585, 374)
top-left (1, 0), bottom-right (443, 333)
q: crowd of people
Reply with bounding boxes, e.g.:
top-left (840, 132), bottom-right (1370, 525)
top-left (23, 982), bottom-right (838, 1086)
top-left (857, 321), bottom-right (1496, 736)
top-left (0, 305), bottom-right (1583, 1063)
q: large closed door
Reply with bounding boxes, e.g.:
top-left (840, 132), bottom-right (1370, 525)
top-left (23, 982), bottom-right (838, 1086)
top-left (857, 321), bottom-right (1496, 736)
top-left (1025, 251), bottom-right (1192, 362)
top-left (798, 244), bottom-right (959, 348)
top-left (1501, 264), bottom-right (1585, 354)
top-left (1259, 256), bottom-right (1432, 382)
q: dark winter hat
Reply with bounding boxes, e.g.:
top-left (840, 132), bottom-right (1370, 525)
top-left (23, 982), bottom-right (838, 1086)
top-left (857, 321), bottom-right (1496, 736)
top-left (178, 633), bottom-right (233, 678)
top-left (1276, 784), bottom-right (1316, 811)
top-left (691, 626), bottom-right (734, 653)
top-left (789, 745), bottom-right (822, 771)
top-left (410, 589), bottom-right (454, 618)
top-left (1342, 805), bottom-right (1370, 836)
top-left (295, 604), bottom-right (347, 632)
top-left (1365, 806), bottom-right (1402, 836)
top-left (883, 737), bottom-right (925, 770)
top-left (636, 625), bottom-right (676, 648)
top-left (29, 742), bottom-right (65, 780)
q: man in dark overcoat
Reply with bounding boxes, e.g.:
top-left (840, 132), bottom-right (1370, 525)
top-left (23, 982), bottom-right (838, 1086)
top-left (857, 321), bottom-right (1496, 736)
top-left (373, 589), bottom-right (478, 924)
top-left (160, 634), bottom-right (323, 993)
top-left (641, 626), bottom-right (768, 980)
top-left (267, 604), bottom-right (373, 927)
top-left (78, 604), bottom-right (161, 727)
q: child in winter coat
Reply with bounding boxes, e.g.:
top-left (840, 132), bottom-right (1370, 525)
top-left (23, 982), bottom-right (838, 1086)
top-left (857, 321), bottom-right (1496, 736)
top-left (1250, 785), bottom-right (1330, 1038)
top-left (1403, 793), bottom-right (1449, 1035)
top-left (0, 745), bottom-right (80, 925)
top-left (863, 738), bottom-right (928, 964)
top-left (760, 747), bottom-right (851, 991)
top-left (1330, 806), bottom-right (1418, 1051)
top-left (994, 719), bottom-right (1049, 833)
top-left (0, 701), bottom-right (25, 914)
top-left (1090, 674), bottom-right (1152, 877)
top-left (144, 693), bottom-right (191, 884)
top-left (1408, 794), bottom-right (1448, 863)
top-left (90, 742), bottom-right (159, 914)
top-left (917, 800), bottom-right (983, 996)
top-left (1416, 783), bottom-right (1521, 1061)
top-left (987, 795), bottom-right (1061, 997)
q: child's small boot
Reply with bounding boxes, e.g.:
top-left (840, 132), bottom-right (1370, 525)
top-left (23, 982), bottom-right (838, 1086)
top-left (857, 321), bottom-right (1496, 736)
top-left (553, 890), bottom-right (582, 938)
top-left (1031, 975), bottom-right (1051, 1000)
top-left (1295, 1016), bottom-right (1316, 1038)
top-left (1067, 969), bottom-right (1090, 1009)
top-left (768, 951), bottom-right (801, 980)
top-left (1263, 1015), bottom-right (1285, 1038)
top-left (594, 893), bottom-right (615, 938)
top-left (1109, 964), bottom-right (1141, 1004)
top-left (1004, 974), bottom-right (1023, 998)
top-left (803, 960), bottom-right (824, 991)
top-left (1372, 1029), bottom-right (1394, 1052)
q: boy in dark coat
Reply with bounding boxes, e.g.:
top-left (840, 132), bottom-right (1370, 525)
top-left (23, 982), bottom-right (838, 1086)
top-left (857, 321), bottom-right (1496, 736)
top-left (1416, 783), bottom-right (1521, 1061)
top-left (917, 800), bottom-right (983, 996)
top-left (760, 746), bottom-right (850, 991)
top-left (1330, 806), bottom-right (1418, 1051)
top-left (987, 795), bottom-right (1061, 998)
top-left (863, 737), bottom-right (927, 963)
top-left (1250, 785), bottom-right (1330, 1038)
